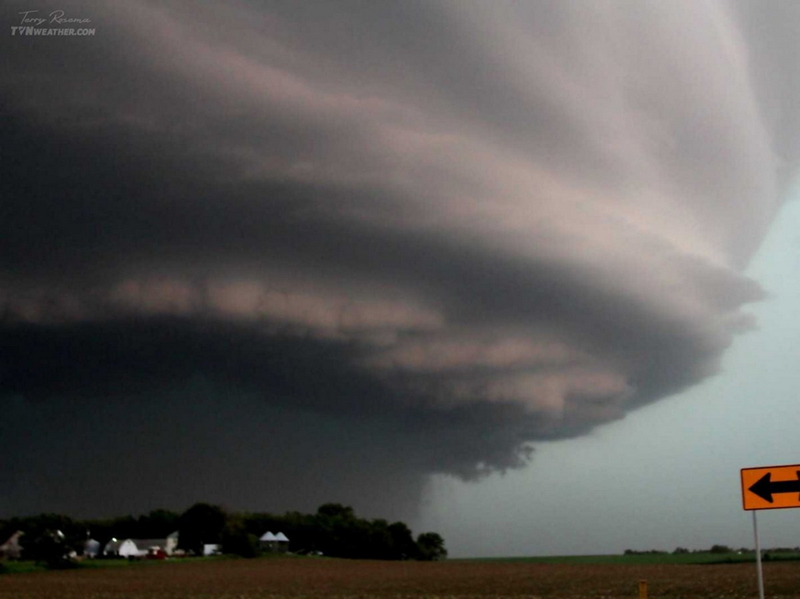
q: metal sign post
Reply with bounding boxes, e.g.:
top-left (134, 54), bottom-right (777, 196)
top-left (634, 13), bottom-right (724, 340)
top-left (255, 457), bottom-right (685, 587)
top-left (752, 511), bottom-right (764, 599)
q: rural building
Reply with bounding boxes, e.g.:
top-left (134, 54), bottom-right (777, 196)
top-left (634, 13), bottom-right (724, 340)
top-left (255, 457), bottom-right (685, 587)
top-left (274, 532), bottom-right (289, 552)
top-left (259, 531), bottom-right (289, 552)
top-left (259, 531), bottom-right (277, 551)
top-left (84, 538), bottom-right (101, 558)
top-left (0, 531), bottom-right (24, 560)
top-left (103, 538), bottom-right (140, 557)
top-left (166, 530), bottom-right (179, 552)
top-left (103, 532), bottom-right (179, 558)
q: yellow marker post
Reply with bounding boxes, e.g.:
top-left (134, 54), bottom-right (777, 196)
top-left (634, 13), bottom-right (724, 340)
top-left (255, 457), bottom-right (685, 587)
top-left (638, 579), bottom-right (648, 599)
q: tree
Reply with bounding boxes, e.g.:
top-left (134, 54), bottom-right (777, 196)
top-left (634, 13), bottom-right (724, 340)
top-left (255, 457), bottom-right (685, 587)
top-left (417, 532), bottom-right (447, 561)
top-left (22, 529), bottom-right (76, 569)
top-left (2, 505), bottom-right (447, 563)
top-left (316, 504), bottom-right (355, 520)
top-left (387, 521), bottom-right (417, 560)
top-left (17, 514), bottom-right (82, 568)
top-left (221, 517), bottom-right (260, 558)
top-left (178, 503), bottom-right (227, 555)
top-left (137, 509), bottom-right (180, 538)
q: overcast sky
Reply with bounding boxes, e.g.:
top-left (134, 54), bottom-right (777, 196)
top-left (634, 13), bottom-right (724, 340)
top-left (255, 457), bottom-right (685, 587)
top-left (2, 1), bottom-right (800, 557)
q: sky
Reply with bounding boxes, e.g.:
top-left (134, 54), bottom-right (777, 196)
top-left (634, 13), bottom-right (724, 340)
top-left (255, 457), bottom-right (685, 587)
top-left (2, 1), bottom-right (800, 557)
top-left (419, 195), bottom-right (800, 557)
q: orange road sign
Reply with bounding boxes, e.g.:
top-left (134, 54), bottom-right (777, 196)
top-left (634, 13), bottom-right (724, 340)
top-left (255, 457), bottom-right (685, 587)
top-left (741, 464), bottom-right (800, 511)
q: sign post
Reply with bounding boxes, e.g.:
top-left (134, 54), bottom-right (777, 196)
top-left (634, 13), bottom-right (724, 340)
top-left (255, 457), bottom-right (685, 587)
top-left (752, 511), bottom-right (764, 599)
top-left (741, 463), bottom-right (800, 599)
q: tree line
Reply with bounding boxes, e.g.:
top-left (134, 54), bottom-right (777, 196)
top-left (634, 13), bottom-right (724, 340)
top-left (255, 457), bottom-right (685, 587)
top-left (625, 545), bottom-right (800, 555)
top-left (0, 502), bottom-right (446, 565)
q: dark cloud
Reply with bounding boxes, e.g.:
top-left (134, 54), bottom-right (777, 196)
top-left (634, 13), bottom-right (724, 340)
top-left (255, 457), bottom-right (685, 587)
top-left (2, 0), bottom-right (799, 520)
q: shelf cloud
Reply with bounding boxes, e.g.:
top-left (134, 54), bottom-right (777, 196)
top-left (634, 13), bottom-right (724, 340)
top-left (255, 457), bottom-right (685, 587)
top-left (2, 0), bottom-right (799, 519)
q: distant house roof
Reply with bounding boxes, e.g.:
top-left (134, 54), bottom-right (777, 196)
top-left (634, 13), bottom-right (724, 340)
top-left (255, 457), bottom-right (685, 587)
top-left (104, 539), bottom-right (124, 553)
top-left (0, 531), bottom-right (24, 559)
top-left (1, 530), bottom-right (24, 547)
top-left (259, 531), bottom-right (277, 542)
top-left (274, 532), bottom-right (289, 542)
top-left (132, 539), bottom-right (171, 551)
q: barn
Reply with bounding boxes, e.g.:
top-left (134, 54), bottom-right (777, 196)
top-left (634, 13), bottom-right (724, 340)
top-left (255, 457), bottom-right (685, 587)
top-left (103, 532), bottom-right (179, 558)
top-left (103, 538), bottom-right (142, 557)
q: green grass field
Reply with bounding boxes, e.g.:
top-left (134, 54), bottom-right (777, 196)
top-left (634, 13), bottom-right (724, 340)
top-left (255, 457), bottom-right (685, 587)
top-left (0, 555), bottom-right (229, 575)
top-left (458, 550), bottom-right (800, 565)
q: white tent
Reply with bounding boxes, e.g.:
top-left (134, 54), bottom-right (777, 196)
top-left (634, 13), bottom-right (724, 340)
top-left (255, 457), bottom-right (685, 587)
top-left (259, 531), bottom-right (277, 542)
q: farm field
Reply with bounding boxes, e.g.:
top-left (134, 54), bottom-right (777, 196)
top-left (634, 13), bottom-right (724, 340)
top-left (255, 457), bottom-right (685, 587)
top-left (468, 551), bottom-right (800, 565)
top-left (2, 556), bottom-right (800, 599)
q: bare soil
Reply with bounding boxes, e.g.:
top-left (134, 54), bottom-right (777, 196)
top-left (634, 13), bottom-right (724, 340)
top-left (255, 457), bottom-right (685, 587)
top-left (1, 557), bottom-right (798, 598)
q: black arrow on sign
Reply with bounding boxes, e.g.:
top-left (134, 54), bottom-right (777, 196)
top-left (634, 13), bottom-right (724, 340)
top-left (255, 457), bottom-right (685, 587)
top-left (748, 471), bottom-right (800, 503)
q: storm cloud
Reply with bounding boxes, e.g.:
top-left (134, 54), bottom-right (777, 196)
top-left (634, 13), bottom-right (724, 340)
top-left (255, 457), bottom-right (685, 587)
top-left (2, 0), bottom-right (800, 519)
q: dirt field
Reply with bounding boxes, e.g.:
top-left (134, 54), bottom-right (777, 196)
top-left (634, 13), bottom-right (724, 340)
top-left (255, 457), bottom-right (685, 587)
top-left (2, 557), bottom-right (799, 598)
